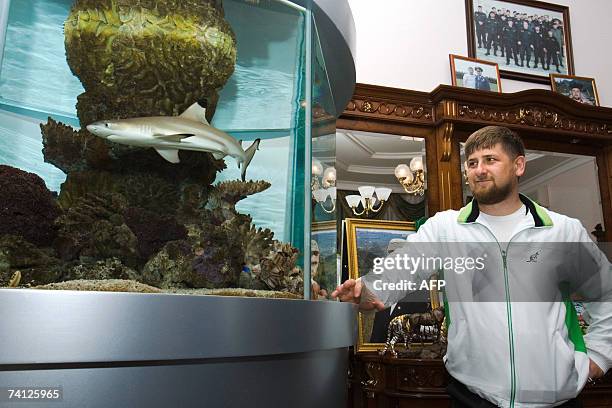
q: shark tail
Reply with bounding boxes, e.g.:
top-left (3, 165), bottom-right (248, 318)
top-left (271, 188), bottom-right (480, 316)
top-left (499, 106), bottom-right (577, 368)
top-left (240, 138), bottom-right (261, 182)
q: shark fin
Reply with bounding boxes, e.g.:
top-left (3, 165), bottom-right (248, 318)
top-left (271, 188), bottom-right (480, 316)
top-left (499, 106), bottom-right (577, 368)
top-left (154, 147), bottom-right (180, 163)
top-left (153, 133), bottom-right (194, 142)
top-left (179, 102), bottom-right (209, 125)
top-left (240, 138), bottom-right (261, 182)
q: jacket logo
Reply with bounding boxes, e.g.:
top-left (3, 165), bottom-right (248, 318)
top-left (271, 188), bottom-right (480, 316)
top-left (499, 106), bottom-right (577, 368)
top-left (526, 250), bottom-right (540, 263)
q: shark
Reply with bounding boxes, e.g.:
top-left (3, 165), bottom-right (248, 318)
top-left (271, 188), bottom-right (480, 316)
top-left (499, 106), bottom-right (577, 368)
top-left (86, 102), bottom-right (260, 181)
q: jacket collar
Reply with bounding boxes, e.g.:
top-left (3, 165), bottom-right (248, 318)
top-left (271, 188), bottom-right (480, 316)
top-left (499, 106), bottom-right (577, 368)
top-left (457, 193), bottom-right (553, 227)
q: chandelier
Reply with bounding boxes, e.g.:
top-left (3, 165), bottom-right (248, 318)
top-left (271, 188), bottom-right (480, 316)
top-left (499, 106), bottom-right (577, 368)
top-left (312, 160), bottom-right (337, 214)
top-left (394, 156), bottom-right (426, 196)
top-left (345, 186), bottom-right (392, 216)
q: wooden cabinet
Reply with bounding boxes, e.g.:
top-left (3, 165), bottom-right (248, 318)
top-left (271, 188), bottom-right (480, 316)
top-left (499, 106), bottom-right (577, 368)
top-left (348, 353), bottom-right (612, 408)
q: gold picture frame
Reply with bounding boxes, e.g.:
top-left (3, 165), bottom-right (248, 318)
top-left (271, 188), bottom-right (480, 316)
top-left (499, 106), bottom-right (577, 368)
top-left (344, 218), bottom-right (441, 353)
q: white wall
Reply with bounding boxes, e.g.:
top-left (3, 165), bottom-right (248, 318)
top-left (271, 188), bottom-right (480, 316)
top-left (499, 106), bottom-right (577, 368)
top-left (539, 160), bottom-right (604, 238)
top-left (348, 0), bottom-right (612, 107)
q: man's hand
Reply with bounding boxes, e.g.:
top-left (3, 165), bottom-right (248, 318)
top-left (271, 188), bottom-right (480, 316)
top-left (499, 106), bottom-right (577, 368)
top-left (331, 278), bottom-right (385, 311)
top-left (589, 359), bottom-right (604, 382)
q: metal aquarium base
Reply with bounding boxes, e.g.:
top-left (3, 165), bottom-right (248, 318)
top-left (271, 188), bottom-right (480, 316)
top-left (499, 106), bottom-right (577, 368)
top-left (0, 289), bottom-right (357, 408)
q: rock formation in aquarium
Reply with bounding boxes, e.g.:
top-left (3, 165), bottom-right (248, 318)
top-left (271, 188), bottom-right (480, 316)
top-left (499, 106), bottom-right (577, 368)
top-left (0, 0), bottom-right (307, 297)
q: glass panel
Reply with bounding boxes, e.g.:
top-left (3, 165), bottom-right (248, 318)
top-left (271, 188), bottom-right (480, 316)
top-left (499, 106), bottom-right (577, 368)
top-left (0, 0), bottom-right (319, 300)
top-left (310, 18), bottom-right (336, 300)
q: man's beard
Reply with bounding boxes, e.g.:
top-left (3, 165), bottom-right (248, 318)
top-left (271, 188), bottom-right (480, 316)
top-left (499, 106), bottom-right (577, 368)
top-left (471, 178), bottom-right (513, 205)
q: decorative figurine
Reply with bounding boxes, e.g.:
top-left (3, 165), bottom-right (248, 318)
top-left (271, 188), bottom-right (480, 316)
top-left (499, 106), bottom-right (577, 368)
top-left (86, 101), bottom-right (260, 182)
top-left (380, 306), bottom-right (445, 357)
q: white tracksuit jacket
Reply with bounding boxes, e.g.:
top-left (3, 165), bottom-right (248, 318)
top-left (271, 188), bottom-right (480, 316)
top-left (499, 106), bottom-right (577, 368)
top-left (362, 195), bottom-right (612, 408)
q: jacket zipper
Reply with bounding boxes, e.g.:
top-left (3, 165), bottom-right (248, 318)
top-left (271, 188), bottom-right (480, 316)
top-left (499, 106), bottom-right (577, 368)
top-left (501, 249), bottom-right (516, 408)
top-left (474, 223), bottom-right (531, 408)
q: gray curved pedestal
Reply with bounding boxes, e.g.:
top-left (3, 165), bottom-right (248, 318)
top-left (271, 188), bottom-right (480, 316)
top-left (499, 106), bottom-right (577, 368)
top-left (0, 289), bottom-right (357, 408)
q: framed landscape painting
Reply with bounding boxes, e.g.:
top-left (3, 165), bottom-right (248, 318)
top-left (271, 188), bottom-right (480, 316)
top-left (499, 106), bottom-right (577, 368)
top-left (344, 218), bottom-right (436, 352)
top-left (465, 0), bottom-right (574, 84)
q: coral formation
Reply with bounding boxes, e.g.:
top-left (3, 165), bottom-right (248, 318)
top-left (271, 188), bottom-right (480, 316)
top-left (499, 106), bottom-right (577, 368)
top-left (41, 119), bottom-right (112, 173)
top-left (123, 208), bottom-right (188, 260)
top-left (0, 235), bottom-right (63, 286)
top-left (64, 0), bottom-right (236, 125)
top-left (207, 180), bottom-right (271, 217)
top-left (54, 193), bottom-right (138, 262)
top-left (249, 242), bottom-right (305, 296)
top-left (0, 166), bottom-right (62, 246)
top-left (1, 0), bottom-right (304, 299)
top-left (236, 218), bottom-right (275, 266)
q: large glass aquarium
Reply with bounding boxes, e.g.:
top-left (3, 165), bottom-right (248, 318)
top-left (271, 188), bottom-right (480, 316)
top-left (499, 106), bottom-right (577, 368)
top-left (0, 0), bottom-right (355, 300)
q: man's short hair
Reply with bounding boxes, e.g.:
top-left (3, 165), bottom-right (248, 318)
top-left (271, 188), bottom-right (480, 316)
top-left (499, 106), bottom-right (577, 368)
top-left (464, 126), bottom-right (525, 159)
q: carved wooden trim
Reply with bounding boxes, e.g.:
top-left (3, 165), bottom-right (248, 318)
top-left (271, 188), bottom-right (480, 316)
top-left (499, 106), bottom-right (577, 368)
top-left (397, 366), bottom-right (447, 391)
top-left (361, 361), bottom-right (384, 398)
top-left (454, 104), bottom-right (611, 135)
top-left (344, 98), bottom-right (433, 124)
top-left (438, 123), bottom-right (454, 161)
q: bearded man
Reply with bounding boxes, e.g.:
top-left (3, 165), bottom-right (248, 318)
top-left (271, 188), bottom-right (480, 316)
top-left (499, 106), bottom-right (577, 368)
top-left (333, 126), bottom-right (611, 408)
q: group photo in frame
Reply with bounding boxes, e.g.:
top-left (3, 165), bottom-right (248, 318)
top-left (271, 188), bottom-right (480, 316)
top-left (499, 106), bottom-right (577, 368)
top-left (465, 0), bottom-right (574, 84)
top-left (343, 218), bottom-right (440, 352)
top-left (550, 73), bottom-right (600, 106)
top-left (450, 54), bottom-right (502, 92)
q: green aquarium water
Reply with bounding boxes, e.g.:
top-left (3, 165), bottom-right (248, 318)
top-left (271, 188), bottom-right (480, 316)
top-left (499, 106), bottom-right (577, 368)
top-left (0, 0), bottom-right (336, 299)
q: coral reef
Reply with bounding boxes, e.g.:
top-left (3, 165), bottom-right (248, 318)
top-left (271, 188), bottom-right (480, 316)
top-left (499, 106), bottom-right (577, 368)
top-left (249, 242), bottom-right (305, 296)
top-left (54, 193), bottom-right (139, 262)
top-left (64, 0), bottom-right (236, 125)
top-left (123, 208), bottom-right (188, 260)
top-left (40, 119), bottom-right (112, 173)
top-left (140, 240), bottom-right (198, 288)
top-left (207, 180), bottom-right (271, 218)
top-left (0, 166), bottom-right (62, 246)
top-left (140, 222), bottom-right (245, 289)
top-left (0, 235), bottom-right (63, 286)
top-left (239, 221), bottom-right (275, 267)
top-left (1, 0), bottom-right (304, 299)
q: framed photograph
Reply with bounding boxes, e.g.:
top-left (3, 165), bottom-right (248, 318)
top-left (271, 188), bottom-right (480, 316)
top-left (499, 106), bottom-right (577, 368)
top-left (311, 221), bottom-right (339, 297)
top-left (344, 218), bottom-right (440, 353)
top-left (450, 54), bottom-right (502, 92)
top-left (465, 0), bottom-right (574, 84)
top-left (550, 74), bottom-right (600, 106)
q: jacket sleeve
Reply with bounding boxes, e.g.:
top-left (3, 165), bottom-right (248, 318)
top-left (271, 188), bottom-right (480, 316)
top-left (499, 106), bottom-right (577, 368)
top-left (572, 219), bottom-right (612, 373)
top-left (360, 213), bottom-right (443, 308)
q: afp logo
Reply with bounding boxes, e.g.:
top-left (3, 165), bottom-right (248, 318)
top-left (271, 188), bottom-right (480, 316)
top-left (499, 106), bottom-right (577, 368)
top-left (526, 250), bottom-right (541, 263)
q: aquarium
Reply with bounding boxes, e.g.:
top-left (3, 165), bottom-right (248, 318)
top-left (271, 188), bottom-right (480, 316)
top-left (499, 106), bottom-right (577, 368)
top-left (0, 0), bottom-right (354, 300)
